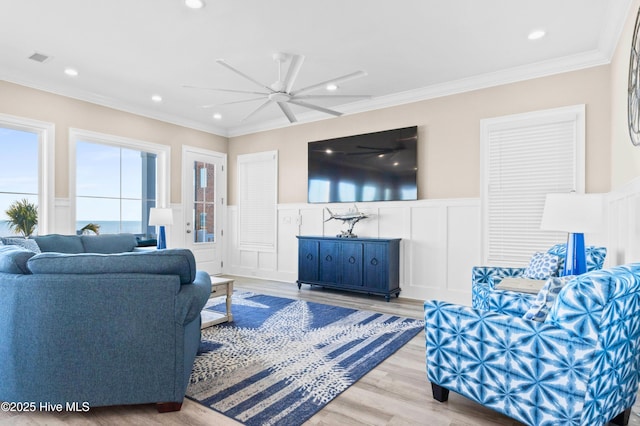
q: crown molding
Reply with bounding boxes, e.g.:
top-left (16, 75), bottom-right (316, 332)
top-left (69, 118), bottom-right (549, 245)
top-left (2, 3), bottom-right (628, 142)
top-left (226, 48), bottom-right (612, 137)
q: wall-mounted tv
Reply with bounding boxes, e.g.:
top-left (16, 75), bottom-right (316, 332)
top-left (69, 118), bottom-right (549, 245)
top-left (307, 126), bottom-right (418, 203)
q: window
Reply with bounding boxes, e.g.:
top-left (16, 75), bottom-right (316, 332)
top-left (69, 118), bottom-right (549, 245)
top-left (0, 114), bottom-right (54, 237)
top-left (481, 105), bottom-right (585, 266)
top-left (70, 129), bottom-right (169, 236)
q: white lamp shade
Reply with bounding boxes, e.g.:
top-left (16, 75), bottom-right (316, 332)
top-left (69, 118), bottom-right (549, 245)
top-left (540, 193), bottom-right (603, 233)
top-left (148, 208), bottom-right (174, 226)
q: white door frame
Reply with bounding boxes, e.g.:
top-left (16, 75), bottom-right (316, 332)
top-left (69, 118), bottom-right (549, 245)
top-left (181, 145), bottom-right (227, 275)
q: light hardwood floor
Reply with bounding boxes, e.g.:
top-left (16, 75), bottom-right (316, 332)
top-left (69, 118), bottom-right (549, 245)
top-left (2, 276), bottom-right (639, 426)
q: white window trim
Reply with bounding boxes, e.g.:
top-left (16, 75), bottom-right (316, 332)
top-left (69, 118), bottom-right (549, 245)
top-left (480, 104), bottom-right (586, 266)
top-left (0, 113), bottom-right (55, 235)
top-left (68, 128), bottom-right (170, 231)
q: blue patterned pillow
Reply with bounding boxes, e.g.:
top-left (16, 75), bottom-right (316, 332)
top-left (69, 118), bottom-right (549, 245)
top-left (523, 275), bottom-right (575, 322)
top-left (523, 252), bottom-right (560, 279)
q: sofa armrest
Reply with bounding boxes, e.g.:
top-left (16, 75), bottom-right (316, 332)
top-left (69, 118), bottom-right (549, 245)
top-left (471, 266), bottom-right (526, 311)
top-left (472, 266), bottom-right (526, 286)
top-left (175, 271), bottom-right (212, 325)
top-left (424, 300), bottom-right (596, 425)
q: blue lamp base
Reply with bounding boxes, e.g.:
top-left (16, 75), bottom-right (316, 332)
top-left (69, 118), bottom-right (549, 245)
top-left (157, 225), bottom-right (167, 250)
top-left (562, 232), bottom-right (586, 276)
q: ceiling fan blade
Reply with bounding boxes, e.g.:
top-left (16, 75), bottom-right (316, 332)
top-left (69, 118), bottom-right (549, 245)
top-left (241, 99), bottom-right (273, 122)
top-left (182, 85), bottom-right (269, 96)
top-left (288, 100), bottom-right (342, 117)
top-left (277, 102), bottom-right (298, 123)
top-left (284, 54), bottom-right (305, 93)
top-left (216, 59), bottom-right (273, 92)
top-left (201, 96), bottom-right (266, 108)
top-left (291, 70), bottom-right (367, 97)
top-left (292, 94), bottom-right (372, 100)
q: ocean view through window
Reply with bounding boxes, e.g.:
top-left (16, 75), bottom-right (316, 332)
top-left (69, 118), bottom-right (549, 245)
top-left (0, 127), bottom-right (39, 237)
top-left (76, 140), bottom-right (157, 236)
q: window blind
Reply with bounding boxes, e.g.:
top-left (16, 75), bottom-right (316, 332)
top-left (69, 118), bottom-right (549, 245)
top-left (481, 105), bottom-right (585, 267)
top-left (237, 150), bottom-right (278, 252)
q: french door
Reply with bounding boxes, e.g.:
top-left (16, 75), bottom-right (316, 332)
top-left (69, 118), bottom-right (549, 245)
top-left (182, 147), bottom-right (226, 275)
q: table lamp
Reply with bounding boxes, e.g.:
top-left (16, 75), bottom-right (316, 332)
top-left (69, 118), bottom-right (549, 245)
top-left (148, 207), bottom-right (174, 249)
top-left (540, 193), bottom-right (603, 276)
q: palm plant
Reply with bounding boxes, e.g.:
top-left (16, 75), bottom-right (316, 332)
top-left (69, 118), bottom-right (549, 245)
top-left (5, 199), bottom-right (38, 238)
top-left (80, 223), bottom-right (100, 235)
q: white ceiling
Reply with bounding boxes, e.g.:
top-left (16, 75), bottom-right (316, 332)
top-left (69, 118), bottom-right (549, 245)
top-left (0, 0), bottom-right (632, 137)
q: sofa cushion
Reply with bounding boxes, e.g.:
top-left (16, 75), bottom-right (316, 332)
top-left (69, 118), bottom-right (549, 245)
top-left (80, 234), bottom-right (137, 253)
top-left (0, 237), bottom-right (41, 253)
top-left (27, 248), bottom-right (197, 284)
top-left (523, 252), bottom-right (560, 279)
top-left (0, 245), bottom-right (36, 274)
top-left (33, 234), bottom-right (85, 253)
top-left (522, 275), bottom-right (575, 322)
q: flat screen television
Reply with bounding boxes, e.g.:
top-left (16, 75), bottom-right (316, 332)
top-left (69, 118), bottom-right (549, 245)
top-left (307, 126), bottom-right (418, 203)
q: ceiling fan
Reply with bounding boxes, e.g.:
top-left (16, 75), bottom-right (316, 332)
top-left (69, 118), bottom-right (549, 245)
top-left (185, 52), bottom-right (371, 123)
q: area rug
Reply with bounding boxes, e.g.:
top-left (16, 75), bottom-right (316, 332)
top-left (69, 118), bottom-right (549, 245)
top-left (187, 291), bottom-right (423, 426)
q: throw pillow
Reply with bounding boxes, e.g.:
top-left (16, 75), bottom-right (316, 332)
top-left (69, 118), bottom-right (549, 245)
top-left (1, 237), bottom-right (41, 253)
top-left (523, 252), bottom-right (560, 279)
top-left (0, 245), bottom-right (36, 274)
top-left (522, 275), bottom-right (575, 322)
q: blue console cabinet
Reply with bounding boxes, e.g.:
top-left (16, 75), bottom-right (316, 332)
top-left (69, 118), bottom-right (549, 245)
top-left (296, 236), bottom-right (401, 301)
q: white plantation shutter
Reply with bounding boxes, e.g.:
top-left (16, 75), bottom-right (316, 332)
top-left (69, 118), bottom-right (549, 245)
top-left (238, 151), bottom-right (278, 252)
top-left (481, 105), bottom-right (585, 266)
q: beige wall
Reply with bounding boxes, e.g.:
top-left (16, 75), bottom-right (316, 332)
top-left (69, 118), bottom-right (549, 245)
top-left (228, 65), bottom-right (612, 205)
top-left (0, 80), bottom-right (227, 205)
top-left (611, 0), bottom-right (640, 189)
top-left (1, 41), bottom-right (621, 209)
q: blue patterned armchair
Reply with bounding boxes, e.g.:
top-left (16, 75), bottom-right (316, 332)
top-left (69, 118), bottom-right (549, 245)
top-left (424, 263), bottom-right (640, 426)
top-left (472, 244), bottom-right (607, 316)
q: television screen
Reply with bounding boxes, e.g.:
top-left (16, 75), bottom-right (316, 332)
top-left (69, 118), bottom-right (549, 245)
top-left (307, 126), bottom-right (418, 203)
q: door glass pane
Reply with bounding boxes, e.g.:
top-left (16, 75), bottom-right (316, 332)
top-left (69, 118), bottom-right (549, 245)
top-left (193, 161), bottom-right (215, 243)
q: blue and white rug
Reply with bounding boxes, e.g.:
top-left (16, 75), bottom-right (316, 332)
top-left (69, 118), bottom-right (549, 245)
top-left (187, 292), bottom-right (423, 426)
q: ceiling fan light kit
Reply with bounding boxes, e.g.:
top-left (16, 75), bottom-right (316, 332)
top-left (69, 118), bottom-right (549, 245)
top-left (188, 52), bottom-right (371, 124)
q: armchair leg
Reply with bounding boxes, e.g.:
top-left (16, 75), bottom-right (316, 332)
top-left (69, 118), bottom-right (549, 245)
top-left (611, 407), bottom-right (631, 426)
top-left (431, 383), bottom-right (449, 402)
top-left (156, 402), bottom-right (183, 413)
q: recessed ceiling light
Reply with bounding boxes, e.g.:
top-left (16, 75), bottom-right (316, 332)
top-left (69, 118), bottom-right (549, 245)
top-left (151, 95), bottom-right (163, 102)
top-left (185, 0), bottom-right (205, 9)
top-left (213, 113), bottom-right (222, 120)
top-left (326, 83), bottom-right (338, 91)
top-left (64, 67), bottom-right (78, 77)
top-left (528, 29), bottom-right (546, 40)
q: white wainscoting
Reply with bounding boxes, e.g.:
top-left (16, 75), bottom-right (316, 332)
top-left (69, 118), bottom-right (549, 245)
top-left (226, 199), bottom-right (481, 304)
top-left (607, 177), bottom-right (640, 265)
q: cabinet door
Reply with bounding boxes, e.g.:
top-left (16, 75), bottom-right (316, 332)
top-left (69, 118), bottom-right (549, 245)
top-left (341, 242), bottom-right (363, 287)
top-left (298, 239), bottom-right (319, 282)
top-left (364, 243), bottom-right (388, 290)
top-left (319, 241), bottom-right (339, 284)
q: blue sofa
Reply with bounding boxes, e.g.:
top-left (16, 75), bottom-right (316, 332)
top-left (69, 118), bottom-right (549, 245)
top-left (0, 234), bottom-right (212, 412)
top-left (425, 263), bottom-right (640, 426)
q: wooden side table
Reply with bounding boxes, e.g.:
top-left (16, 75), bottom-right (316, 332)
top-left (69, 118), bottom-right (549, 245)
top-left (201, 277), bottom-right (234, 329)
